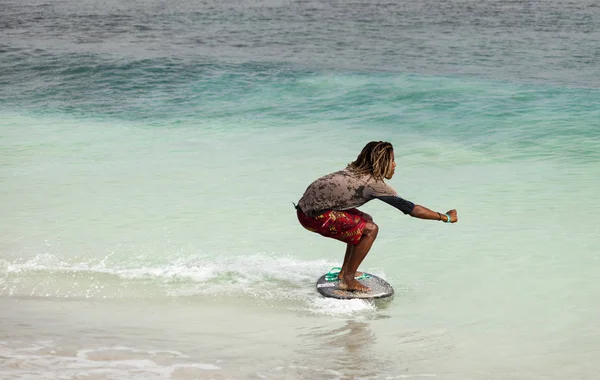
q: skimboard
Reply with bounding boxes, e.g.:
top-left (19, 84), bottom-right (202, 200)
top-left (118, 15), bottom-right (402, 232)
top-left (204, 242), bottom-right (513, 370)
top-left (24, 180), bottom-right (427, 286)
top-left (316, 268), bottom-right (394, 300)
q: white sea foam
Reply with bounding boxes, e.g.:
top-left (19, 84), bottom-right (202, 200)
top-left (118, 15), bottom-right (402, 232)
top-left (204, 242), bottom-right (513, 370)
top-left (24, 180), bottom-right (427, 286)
top-left (0, 342), bottom-right (221, 380)
top-left (308, 297), bottom-right (376, 316)
top-left (1, 253), bottom-right (389, 316)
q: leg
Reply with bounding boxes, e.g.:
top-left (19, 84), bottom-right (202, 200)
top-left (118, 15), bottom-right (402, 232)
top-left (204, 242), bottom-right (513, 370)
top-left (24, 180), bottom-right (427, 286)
top-left (338, 243), bottom-right (363, 280)
top-left (340, 243), bottom-right (352, 275)
top-left (338, 221), bottom-right (379, 292)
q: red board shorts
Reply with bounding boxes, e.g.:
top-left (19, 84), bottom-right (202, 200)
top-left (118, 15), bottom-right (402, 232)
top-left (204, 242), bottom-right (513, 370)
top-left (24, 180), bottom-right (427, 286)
top-left (296, 207), bottom-right (368, 245)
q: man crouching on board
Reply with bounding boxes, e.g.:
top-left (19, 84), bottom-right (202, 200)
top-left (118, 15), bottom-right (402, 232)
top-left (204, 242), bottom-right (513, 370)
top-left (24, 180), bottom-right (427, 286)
top-left (295, 141), bottom-right (458, 292)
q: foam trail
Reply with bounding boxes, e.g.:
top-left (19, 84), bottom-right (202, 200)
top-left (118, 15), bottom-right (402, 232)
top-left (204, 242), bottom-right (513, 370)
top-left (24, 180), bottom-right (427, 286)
top-left (1, 253), bottom-right (386, 316)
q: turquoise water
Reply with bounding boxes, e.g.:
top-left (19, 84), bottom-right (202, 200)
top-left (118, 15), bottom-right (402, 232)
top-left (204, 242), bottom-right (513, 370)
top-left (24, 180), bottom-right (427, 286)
top-left (1, 0), bottom-right (600, 379)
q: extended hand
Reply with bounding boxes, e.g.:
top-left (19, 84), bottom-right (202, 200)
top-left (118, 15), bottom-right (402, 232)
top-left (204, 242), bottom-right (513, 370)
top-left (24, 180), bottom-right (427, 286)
top-left (445, 209), bottom-right (458, 223)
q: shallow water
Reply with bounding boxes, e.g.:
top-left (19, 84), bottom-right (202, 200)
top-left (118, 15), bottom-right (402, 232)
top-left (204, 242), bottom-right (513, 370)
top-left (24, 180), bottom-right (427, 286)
top-left (2, 0), bottom-right (600, 379)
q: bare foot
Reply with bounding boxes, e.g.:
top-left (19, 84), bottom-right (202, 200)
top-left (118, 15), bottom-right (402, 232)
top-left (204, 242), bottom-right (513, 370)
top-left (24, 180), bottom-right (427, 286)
top-left (337, 271), bottom-right (364, 281)
top-left (338, 277), bottom-right (371, 292)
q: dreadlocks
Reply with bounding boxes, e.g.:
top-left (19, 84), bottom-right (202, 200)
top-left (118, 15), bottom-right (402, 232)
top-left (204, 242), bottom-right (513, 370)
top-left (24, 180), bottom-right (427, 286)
top-left (348, 141), bottom-right (394, 181)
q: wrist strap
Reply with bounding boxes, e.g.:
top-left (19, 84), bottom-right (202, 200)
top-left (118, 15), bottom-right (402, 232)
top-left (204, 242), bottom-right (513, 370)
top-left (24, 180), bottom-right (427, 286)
top-left (444, 213), bottom-right (451, 223)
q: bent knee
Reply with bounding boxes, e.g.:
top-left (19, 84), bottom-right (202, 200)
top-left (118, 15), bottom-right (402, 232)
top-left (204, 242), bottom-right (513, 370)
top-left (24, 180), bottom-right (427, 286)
top-left (363, 221), bottom-right (379, 236)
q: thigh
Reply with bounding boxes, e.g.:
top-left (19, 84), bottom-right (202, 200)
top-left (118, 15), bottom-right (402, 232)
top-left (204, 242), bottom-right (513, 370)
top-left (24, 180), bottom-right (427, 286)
top-left (346, 208), bottom-right (373, 222)
top-left (326, 210), bottom-right (368, 245)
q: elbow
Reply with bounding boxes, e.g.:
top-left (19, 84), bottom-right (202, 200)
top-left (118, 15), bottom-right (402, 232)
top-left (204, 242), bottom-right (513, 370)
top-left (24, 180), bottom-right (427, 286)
top-left (409, 205), bottom-right (423, 218)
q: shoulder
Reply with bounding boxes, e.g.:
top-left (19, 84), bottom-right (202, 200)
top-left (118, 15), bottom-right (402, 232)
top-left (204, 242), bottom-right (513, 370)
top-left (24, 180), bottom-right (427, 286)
top-left (365, 178), bottom-right (397, 196)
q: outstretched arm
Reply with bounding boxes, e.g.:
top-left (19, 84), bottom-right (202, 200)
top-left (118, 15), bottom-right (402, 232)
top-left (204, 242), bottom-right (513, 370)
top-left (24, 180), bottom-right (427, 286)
top-left (375, 195), bottom-right (458, 223)
top-left (410, 205), bottom-right (458, 223)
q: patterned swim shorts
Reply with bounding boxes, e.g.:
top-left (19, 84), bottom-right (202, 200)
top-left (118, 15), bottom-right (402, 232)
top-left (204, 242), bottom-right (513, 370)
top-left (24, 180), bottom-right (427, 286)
top-left (296, 207), bottom-right (368, 245)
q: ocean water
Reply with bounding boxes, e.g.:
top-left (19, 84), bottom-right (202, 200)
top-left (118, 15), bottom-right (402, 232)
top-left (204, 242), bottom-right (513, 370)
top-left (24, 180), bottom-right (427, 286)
top-left (1, 0), bottom-right (600, 379)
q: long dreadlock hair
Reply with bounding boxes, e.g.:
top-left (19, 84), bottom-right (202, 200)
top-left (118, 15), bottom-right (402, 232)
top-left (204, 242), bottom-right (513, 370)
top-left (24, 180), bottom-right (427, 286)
top-left (348, 141), bottom-right (394, 181)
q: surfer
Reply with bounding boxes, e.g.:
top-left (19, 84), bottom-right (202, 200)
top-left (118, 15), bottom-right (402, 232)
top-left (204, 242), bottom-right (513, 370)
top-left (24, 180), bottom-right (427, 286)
top-left (295, 141), bottom-right (458, 292)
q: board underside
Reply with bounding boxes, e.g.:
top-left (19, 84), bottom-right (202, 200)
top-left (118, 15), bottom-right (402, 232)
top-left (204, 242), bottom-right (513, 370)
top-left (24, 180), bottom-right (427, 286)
top-left (315, 272), bottom-right (394, 300)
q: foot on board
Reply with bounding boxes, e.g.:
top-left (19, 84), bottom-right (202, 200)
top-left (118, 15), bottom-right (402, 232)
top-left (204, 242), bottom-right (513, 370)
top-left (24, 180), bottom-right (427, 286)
top-left (338, 277), bottom-right (371, 292)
